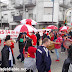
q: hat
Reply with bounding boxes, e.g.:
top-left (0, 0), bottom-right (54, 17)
top-left (5, 35), bottom-right (11, 41)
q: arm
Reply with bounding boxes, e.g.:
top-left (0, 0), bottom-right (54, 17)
top-left (27, 32), bottom-right (32, 38)
top-left (53, 42), bottom-right (61, 44)
top-left (44, 51), bottom-right (51, 71)
top-left (31, 47), bottom-right (37, 53)
top-left (62, 59), bottom-right (70, 72)
top-left (68, 63), bottom-right (72, 72)
top-left (36, 49), bottom-right (43, 70)
top-left (23, 35), bottom-right (26, 42)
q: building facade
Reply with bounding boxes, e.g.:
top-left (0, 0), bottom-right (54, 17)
top-left (59, 0), bottom-right (72, 26)
top-left (0, 0), bottom-right (72, 30)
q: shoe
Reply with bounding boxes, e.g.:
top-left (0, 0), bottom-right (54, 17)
top-left (51, 51), bottom-right (54, 53)
top-left (55, 59), bottom-right (60, 62)
top-left (21, 61), bottom-right (24, 63)
top-left (61, 52), bottom-right (65, 54)
top-left (17, 57), bottom-right (19, 60)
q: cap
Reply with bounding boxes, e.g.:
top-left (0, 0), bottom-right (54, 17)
top-left (5, 35), bottom-right (11, 41)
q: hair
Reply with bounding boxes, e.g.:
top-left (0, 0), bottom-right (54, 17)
top-left (42, 38), bottom-right (49, 44)
top-left (47, 31), bottom-right (49, 32)
top-left (68, 45), bottom-right (72, 59)
top-left (25, 39), bottom-right (32, 52)
top-left (38, 32), bottom-right (39, 33)
top-left (17, 33), bottom-right (23, 41)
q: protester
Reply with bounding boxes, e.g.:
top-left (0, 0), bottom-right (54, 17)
top-left (61, 35), bottom-right (67, 53)
top-left (24, 39), bottom-right (37, 72)
top-left (62, 45), bottom-right (72, 72)
top-left (4, 35), bottom-right (16, 64)
top-left (0, 38), bottom-right (1, 46)
top-left (42, 30), bottom-right (47, 40)
top-left (50, 30), bottom-right (54, 41)
top-left (27, 31), bottom-right (37, 46)
top-left (17, 32), bottom-right (26, 62)
top-left (69, 31), bottom-right (72, 39)
top-left (54, 32), bottom-right (63, 61)
top-left (1, 35), bottom-right (14, 72)
top-left (47, 31), bottom-right (54, 53)
top-left (36, 32), bottom-right (40, 47)
top-left (47, 31), bottom-right (49, 36)
top-left (54, 31), bottom-right (57, 40)
top-left (36, 38), bottom-right (51, 72)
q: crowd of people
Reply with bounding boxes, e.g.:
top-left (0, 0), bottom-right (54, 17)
top-left (0, 28), bottom-right (72, 72)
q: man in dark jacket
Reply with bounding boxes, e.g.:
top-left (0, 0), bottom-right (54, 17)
top-left (36, 32), bottom-right (40, 47)
top-left (1, 35), bottom-right (14, 72)
top-left (62, 45), bottom-right (72, 72)
top-left (36, 38), bottom-right (51, 72)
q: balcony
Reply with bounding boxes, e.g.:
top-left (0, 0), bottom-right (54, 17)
top-left (14, 0), bottom-right (23, 9)
top-left (14, 0), bottom-right (36, 9)
top-left (25, 0), bottom-right (36, 7)
top-left (59, 1), bottom-right (71, 9)
top-left (14, 4), bottom-right (23, 9)
top-left (70, 0), bottom-right (72, 4)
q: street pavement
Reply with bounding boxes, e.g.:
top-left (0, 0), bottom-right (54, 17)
top-left (0, 41), bottom-right (67, 72)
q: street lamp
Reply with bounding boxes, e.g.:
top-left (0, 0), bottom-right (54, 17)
top-left (23, 0), bottom-right (26, 19)
top-left (0, 0), bottom-right (2, 27)
top-left (52, 0), bottom-right (54, 25)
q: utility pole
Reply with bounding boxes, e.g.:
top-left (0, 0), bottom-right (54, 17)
top-left (23, 0), bottom-right (26, 19)
top-left (52, 0), bottom-right (54, 25)
top-left (0, 0), bottom-right (2, 27)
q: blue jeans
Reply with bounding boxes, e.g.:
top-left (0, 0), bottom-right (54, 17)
top-left (17, 48), bottom-right (24, 61)
top-left (55, 49), bottom-right (59, 60)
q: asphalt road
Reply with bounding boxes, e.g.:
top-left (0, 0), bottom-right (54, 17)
top-left (0, 41), bottom-right (67, 72)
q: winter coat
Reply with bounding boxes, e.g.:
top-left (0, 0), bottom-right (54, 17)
top-left (36, 46), bottom-right (51, 72)
top-left (62, 57), bottom-right (72, 72)
top-left (1, 45), bottom-right (15, 68)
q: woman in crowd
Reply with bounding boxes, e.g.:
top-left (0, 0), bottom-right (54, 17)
top-left (24, 39), bottom-right (37, 72)
top-left (17, 32), bottom-right (26, 62)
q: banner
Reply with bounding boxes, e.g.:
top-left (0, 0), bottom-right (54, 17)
top-left (0, 30), bottom-right (19, 39)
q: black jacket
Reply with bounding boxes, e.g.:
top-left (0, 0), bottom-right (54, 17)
top-left (18, 41), bottom-right (25, 49)
top-left (1, 45), bottom-right (15, 68)
top-left (43, 34), bottom-right (47, 39)
top-left (62, 57), bottom-right (72, 72)
top-left (36, 33), bottom-right (40, 41)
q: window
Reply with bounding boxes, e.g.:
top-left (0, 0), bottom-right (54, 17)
top-left (59, 7), bottom-right (63, 12)
top-left (44, 7), bottom-right (52, 15)
top-left (67, 16), bottom-right (71, 23)
top-left (29, 14), bottom-right (33, 19)
top-left (11, 12), bottom-right (15, 18)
